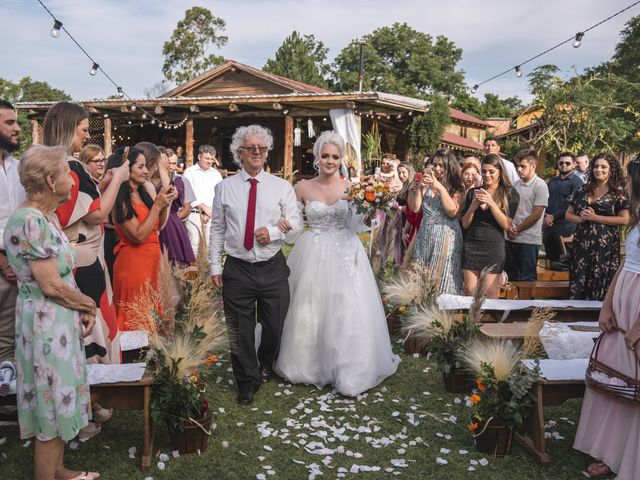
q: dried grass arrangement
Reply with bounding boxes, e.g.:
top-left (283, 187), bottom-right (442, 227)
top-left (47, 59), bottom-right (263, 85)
top-left (124, 250), bottom-right (226, 430)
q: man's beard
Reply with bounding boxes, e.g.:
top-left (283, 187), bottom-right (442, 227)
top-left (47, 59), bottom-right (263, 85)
top-left (0, 134), bottom-right (19, 153)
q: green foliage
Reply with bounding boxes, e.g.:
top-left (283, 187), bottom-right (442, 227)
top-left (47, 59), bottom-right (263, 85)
top-left (330, 23), bottom-right (465, 98)
top-left (468, 361), bottom-right (540, 430)
top-left (263, 31), bottom-right (329, 88)
top-left (361, 128), bottom-right (383, 167)
top-left (0, 76), bottom-right (71, 155)
top-left (426, 315), bottom-right (481, 375)
top-left (526, 66), bottom-right (640, 157)
top-left (162, 6), bottom-right (228, 84)
top-left (408, 95), bottom-right (450, 156)
top-left (452, 92), bottom-right (523, 120)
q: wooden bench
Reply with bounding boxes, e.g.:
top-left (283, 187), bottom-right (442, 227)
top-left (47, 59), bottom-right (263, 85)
top-left (512, 281), bottom-right (570, 300)
top-left (90, 368), bottom-right (154, 470)
top-left (515, 377), bottom-right (585, 464)
top-left (0, 368), bottom-right (154, 471)
top-left (536, 267), bottom-right (569, 282)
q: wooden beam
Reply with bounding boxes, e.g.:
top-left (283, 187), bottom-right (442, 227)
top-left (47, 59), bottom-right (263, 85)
top-left (30, 119), bottom-right (40, 145)
top-left (186, 119), bottom-right (194, 167)
top-left (284, 115), bottom-right (294, 182)
top-left (103, 118), bottom-right (112, 156)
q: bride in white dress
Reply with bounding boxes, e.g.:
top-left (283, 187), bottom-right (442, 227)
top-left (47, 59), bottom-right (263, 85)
top-left (274, 131), bottom-right (400, 396)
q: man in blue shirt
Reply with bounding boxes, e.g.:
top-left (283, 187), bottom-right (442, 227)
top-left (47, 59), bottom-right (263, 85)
top-left (542, 152), bottom-right (584, 262)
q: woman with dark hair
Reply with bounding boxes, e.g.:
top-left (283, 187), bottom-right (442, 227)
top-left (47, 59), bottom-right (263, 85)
top-left (111, 147), bottom-right (176, 331)
top-left (135, 143), bottom-right (194, 266)
top-left (566, 153), bottom-right (629, 300)
top-left (573, 155), bottom-right (640, 479)
top-left (460, 154), bottom-right (519, 298)
top-left (408, 149), bottom-right (465, 295)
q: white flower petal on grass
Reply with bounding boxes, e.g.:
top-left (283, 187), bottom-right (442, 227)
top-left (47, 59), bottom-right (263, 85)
top-left (459, 449), bottom-right (468, 455)
top-left (256, 474), bottom-right (266, 480)
top-left (258, 456), bottom-right (266, 461)
top-left (128, 447), bottom-right (137, 458)
top-left (68, 441), bottom-right (78, 450)
top-left (468, 466), bottom-right (476, 471)
top-left (397, 448), bottom-right (406, 454)
top-left (263, 445), bottom-right (273, 451)
top-left (218, 407), bottom-right (225, 413)
top-left (470, 459), bottom-right (478, 465)
top-left (0, 437), bottom-right (5, 446)
top-left (440, 448), bottom-right (450, 454)
top-left (157, 461), bottom-right (165, 470)
top-left (436, 457), bottom-right (448, 465)
top-left (159, 453), bottom-right (169, 462)
top-left (144, 477), bottom-right (153, 480)
top-left (444, 434), bottom-right (452, 440)
top-left (479, 458), bottom-right (489, 466)
top-left (391, 411), bottom-right (400, 417)
top-left (222, 441), bottom-right (229, 448)
top-left (172, 450), bottom-right (180, 458)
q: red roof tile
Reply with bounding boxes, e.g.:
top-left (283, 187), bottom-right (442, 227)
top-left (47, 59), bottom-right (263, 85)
top-left (440, 131), bottom-right (484, 151)
top-left (449, 107), bottom-right (491, 127)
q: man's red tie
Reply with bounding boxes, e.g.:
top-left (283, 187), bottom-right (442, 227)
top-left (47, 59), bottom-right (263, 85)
top-left (243, 178), bottom-right (258, 250)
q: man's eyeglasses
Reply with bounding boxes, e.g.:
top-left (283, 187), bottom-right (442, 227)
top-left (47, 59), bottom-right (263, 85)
top-left (240, 146), bottom-right (268, 154)
top-left (558, 161), bottom-right (572, 166)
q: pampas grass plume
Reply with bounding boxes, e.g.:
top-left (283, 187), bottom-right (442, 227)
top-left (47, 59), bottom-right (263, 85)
top-left (463, 339), bottom-right (521, 381)
top-left (401, 303), bottom-right (456, 342)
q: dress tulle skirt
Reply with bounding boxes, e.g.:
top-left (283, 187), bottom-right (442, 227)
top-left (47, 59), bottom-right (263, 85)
top-left (573, 270), bottom-right (640, 479)
top-left (275, 227), bottom-right (400, 397)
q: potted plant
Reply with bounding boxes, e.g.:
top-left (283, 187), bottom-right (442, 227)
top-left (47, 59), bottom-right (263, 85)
top-left (125, 252), bottom-right (226, 454)
top-left (463, 339), bottom-right (540, 457)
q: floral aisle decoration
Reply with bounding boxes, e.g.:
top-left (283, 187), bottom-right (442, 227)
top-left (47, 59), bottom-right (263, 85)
top-left (398, 268), bottom-right (487, 389)
top-left (463, 339), bottom-right (541, 456)
top-left (124, 251), bottom-right (226, 454)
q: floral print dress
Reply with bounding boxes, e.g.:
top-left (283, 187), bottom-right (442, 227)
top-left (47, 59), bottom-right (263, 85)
top-left (568, 186), bottom-right (629, 300)
top-left (4, 208), bottom-right (90, 441)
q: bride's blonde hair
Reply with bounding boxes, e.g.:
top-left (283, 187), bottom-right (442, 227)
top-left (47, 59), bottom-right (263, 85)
top-left (312, 131), bottom-right (346, 173)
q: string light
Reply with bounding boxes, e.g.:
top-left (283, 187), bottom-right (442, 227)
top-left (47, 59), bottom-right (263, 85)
top-left (117, 87), bottom-right (124, 98)
top-left (50, 19), bottom-right (62, 38)
top-left (469, 1), bottom-right (640, 93)
top-left (515, 65), bottom-right (523, 78)
top-left (89, 62), bottom-right (99, 76)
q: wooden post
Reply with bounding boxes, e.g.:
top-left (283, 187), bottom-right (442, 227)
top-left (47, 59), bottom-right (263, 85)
top-left (30, 119), bottom-right (40, 145)
top-left (186, 119), bottom-right (194, 167)
top-left (284, 115), bottom-right (294, 182)
top-left (103, 118), bottom-right (112, 156)
top-left (354, 114), bottom-right (362, 174)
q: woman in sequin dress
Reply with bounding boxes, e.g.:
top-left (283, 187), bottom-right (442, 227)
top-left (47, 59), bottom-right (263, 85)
top-left (408, 149), bottom-right (464, 295)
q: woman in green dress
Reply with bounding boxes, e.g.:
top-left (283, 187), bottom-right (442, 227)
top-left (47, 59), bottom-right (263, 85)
top-left (5, 145), bottom-right (99, 479)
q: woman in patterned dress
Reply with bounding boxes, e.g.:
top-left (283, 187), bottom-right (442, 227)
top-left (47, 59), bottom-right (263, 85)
top-left (408, 149), bottom-right (465, 295)
top-left (566, 153), bottom-right (629, 300)
top-left (5, 145), bottom-right (99, 479)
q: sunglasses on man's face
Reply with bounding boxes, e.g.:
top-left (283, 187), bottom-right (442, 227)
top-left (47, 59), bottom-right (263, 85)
top-left (558, 161), bottom-right (572, 166)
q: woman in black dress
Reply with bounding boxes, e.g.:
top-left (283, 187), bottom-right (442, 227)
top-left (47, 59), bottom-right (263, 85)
top-left (460, 154), bottom-right (519, 298)
top-left (566, 153), bottom-right (629, 300)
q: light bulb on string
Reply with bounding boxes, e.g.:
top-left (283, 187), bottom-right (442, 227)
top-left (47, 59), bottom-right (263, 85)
top-left (50, 20), bottom-right (62, 38)
top-left (130, 104), bottom-right (137, 112)
top-left (471, 84), bottom-right (479, 94)
top-left (151, 119), bottom-right (156, 125)
top-left (515, 66), bottom-right (523, 78)
top-left (142, 113), bottom-right (147, 120)
top-left (89, 62), bottom-right (99, 76)
top-left (573, 32), bottom-right (584, 48)
top-left (117, 87), bottom-right (124, 98)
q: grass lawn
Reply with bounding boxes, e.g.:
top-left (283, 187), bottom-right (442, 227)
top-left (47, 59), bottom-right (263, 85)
top-left (0, 341), bottom-right (595, 480)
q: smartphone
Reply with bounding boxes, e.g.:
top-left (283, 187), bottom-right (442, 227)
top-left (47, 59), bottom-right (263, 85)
top-left (414, 173), bottom-right (423, 182)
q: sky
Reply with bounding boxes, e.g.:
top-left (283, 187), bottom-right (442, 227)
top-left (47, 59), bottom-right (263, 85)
top-left (2, 0), bottom-right (639, 105)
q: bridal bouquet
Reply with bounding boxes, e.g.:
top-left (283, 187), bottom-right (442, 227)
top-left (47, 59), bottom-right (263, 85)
top-left (347, 174), bottom-right (394, 217)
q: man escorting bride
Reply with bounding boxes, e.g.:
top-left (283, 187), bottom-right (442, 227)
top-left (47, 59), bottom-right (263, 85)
top-left (211, 126), bottom-right (398, 403)
top-left (274, 131), bottom-right (400, 396)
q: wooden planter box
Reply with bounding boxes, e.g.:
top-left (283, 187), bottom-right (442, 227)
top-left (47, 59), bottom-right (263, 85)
top-left (386, 313), bottom-right (402, 337)
top-left (474, 421), bottom-right (514, 457)
top-left (403, 333), bottom-right (428, 356)
top-left (442, 370), bottom-right (475, 393)
top-left (168, 414), bottom-right (212, 455)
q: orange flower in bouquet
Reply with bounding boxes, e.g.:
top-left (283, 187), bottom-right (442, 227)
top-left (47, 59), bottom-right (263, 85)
top-left (347, 174), bottom-right (394, 217)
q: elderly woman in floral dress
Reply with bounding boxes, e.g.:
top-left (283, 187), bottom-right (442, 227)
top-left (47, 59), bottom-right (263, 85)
top-left (5, 145), bottom-right (99, 479)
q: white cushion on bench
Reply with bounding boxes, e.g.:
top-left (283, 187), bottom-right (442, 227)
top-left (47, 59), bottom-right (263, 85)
top-left (438, 294), bottom-right (602, 311)
top-left (87, 362), bottom-right (146, 385)
top-left (522, 358), bottom-right (588, 381)
top-left (120, 330), bottom-right (149, 351)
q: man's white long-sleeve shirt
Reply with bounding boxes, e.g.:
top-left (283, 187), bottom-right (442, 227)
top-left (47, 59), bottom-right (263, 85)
top-left (0, 154), bottom-right (26, 250)
top-left (208, 169), bottom-right (303, 275)
top-left (183, 163), bottom-right (223, 210)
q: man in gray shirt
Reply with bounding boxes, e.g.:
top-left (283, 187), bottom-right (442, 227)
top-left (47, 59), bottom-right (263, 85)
top-left (505, 149), bottom-right (549, 281)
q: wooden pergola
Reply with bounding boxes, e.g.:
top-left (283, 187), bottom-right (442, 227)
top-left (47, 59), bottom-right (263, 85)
top-left (18, 60), bottom-right (427, 179)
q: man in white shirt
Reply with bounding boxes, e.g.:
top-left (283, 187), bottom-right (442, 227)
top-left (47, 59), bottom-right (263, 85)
top-left (209, 125), bottom-right (303, 405)
top-left (0, 100), bottom-right (26, 361)
top-left (183, 145), bottom-right (223, 257)
top-left (505, 149), bottom-right (549, 281)
top-left (484, 137), bottom-right (519, 186)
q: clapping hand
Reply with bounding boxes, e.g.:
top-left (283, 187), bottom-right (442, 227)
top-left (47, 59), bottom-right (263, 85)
top-left (154, 186), bottom-right (174, 210)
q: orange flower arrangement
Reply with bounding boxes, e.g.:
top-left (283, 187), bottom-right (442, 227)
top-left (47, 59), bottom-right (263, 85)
top-left (470, 394), bottom-right (481, 404)
top-left (204, 354), bottom-right (218, 366)
top-left (468, 422), bottom-right (478, 431)
top-left (476, 377), bottom-right (487, 392)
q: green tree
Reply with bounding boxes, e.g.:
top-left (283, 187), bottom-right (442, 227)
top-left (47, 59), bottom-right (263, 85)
top-left (263, 31), bottom-right (329, 88)
top-left (162, 6), bottom-right (227, 85)
top-left (331, 23), bottom-right (465, 98)
top-left (0, 76), bottom-right (71, 153)
top-left (452, 92), bottom-right (523, 119)
top-left (526, 66), bottom-right (638, 157)
top-left (407, 95), bottom-right (451, 157)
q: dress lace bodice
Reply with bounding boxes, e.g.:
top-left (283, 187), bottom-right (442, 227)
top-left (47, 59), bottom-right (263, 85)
top-left (305, 199), bottom-right (351, 233)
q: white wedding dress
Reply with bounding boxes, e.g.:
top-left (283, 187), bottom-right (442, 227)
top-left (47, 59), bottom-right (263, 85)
top-left (274, 200), bottom-right (400, 396)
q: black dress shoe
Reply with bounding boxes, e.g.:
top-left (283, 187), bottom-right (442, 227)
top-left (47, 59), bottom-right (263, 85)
top-left (237, 390), bottom-right (254, 405)
top-left (260, 367), bottom-right (274, 383)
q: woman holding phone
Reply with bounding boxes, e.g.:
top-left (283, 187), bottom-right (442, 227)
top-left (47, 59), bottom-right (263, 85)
top-left (460, 154), bottom-right (519, 298)
top-left (408, 149), bottom-right (464, 295)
